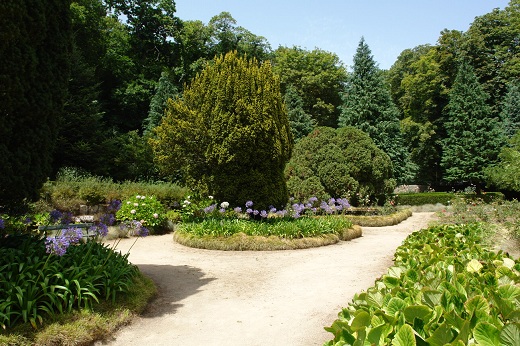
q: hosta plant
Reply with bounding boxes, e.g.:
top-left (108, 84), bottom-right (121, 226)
top-left (324, 223), bottom-right (520, 346)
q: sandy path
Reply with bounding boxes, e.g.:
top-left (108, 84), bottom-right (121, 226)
top-left (95, 212), bottom-right (436, 346)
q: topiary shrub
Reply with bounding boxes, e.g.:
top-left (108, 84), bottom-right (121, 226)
top-left (285, 126), bottom-right (396, 205)
top-left (151, 51), bottom-right (293, 210)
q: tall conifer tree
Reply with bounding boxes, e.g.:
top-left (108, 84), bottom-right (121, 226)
top-left (339, 38), bottom-right (413, 184)
top-left (441, 60), bottom-right (505, 190)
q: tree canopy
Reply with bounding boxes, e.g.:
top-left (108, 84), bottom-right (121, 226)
top-left (339, 38), bottom-right (414, 184)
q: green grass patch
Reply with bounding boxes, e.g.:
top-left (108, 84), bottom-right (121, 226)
top-left (174, 216), bottom-right (360, 250)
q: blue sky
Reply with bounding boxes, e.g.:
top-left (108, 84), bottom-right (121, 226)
top-left (174, 0), bottom-right (510, 70)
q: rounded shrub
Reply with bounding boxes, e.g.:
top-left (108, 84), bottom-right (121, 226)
top-left (151, 51), bottom-right (293, 210)
top-left (285, 126), bottom-right (396, 205)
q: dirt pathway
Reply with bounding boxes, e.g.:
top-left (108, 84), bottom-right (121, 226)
top-left (95, 212), bottom-right (437, 346)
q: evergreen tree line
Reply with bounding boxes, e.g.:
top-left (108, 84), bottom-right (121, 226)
top-left (1, 0), bottom-right (520, 208)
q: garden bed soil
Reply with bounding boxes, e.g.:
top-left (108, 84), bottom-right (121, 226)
top-left (96, 212), bottom-right (437, 346)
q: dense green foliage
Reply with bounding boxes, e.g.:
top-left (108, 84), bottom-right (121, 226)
top-left (395, 192), bottom-right (504, 206)
top-left (501, 81), bottom-right (520, 138)
top-left (272, 46), bottom-right (347, 127)
top-left (178, 216), bottom-right (353, 239)
top-left (485, 132), bottom-right (520, 192)
top-left (339, 38), bottom-right (413, 184)
top-left (151, 52), bottom-right (293, 210)
top-left (0, 0), bottom-right (71, 208)
top-left (325, 223), bottom-right (520, 346)
top-left (285, 127), bottom-right (395, 206)
top-left (441, 60), bottom-right (505, 189)
top-left (0, 235), bottom-right (139, 329)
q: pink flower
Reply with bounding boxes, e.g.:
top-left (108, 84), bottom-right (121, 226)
top-left (153, 213), bottom-right (159, 218)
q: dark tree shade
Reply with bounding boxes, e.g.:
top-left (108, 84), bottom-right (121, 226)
top-left (0, 0), bottom-right (71, 208)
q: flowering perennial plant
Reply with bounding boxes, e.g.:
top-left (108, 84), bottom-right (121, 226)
top-left (189, 196), bottom-right (352, 221)
top-left (116, 194), bottom-right (166, 233)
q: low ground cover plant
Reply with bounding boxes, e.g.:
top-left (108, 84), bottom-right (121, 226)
top-left (324, 223), bottom-right (520, 345)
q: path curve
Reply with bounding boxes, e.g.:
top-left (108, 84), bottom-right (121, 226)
top-left (95, 212), bottom-right (437, 346)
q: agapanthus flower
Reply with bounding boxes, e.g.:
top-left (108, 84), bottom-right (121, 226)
top-left (252, 209), bottom-right (259, 216)
top-left (45, 236), bottom-right (70, 256)
top-left (61, 227), bottom-right (83, 244)
top-left (220, 201), bottom-right (229, 209)
top-left (245, 200), bottom-right (253, 208)
top-left (233, 206), bottom-right (242, 214)
top-left (204, 204), bottom-right (217, 214)
top-left (89, 223), bottom-right (109, 237)
top-left (260, 210), bottom-right (268, 218)
top-left (0, 219), bottom-right (4, 229)
top-left (49, 210), bottom-right (63, 223)
top-left (269, 207), bottom-right (277, 213)
top-left (219, 208), bottom-right (226, 213)
top-left (137, 226), bottom-right (149, 237)
top-left (246, 208), bottom-right (253, 214)
top-left (308, 196), bottom-right (318, 203)
top-left (107, 199), bottom-right (122, 213)
top-left (60, 212), bottom-right (74, 225)
top-left (100, 213), bottom-right (116, 226)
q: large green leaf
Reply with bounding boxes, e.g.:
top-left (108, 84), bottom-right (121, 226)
top-left (403, 305), bottom-right (433, 324)
top-left (367, 290), bottom-right (385, 309)
top-left (426, 323), bottom-right (454, 346)
top-left (391, 324), bottom-right (416, 346)
top-left (421, 289), bottom-right (442, 309)
top-left (351, 311), bottom-right (370, 332)
top-left (384, 297), bottom-right (408, 317)
top-left (500, 323), bottom-right (520, 346)
top-left (367, 324), bottom-right (392, 346)
top-left (474, 322), bottom-right (500, 346)
top-left (464, 295), bottom-right (490, 320)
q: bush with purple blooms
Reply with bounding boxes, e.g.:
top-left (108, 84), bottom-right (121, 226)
top-left (116, 194), bottom-right (167, 234)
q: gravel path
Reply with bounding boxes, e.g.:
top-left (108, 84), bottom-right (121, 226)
top-left (95, 212), bottom-right (437, 346)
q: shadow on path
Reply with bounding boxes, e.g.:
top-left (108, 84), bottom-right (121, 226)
top-left (137, 264), bottom-right (215, 318)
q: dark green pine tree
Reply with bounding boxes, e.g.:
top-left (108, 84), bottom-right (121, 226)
top-left (441, 59), bottom-right (505, 190)
top-left (0, 0), bottom-right (71, 210)
top-left (339, 38), bottom-right (414, 184)
top-left (500, 81), bottom-right (520, 139)
top-left (284, 84), bottom-right (316, 141)
top-left (143, 71), bottom-right (179, 136)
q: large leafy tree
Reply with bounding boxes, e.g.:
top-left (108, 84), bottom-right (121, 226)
top-left (151, 52), bottom-right (293, 209)
top-left (393, 47), bottom-right (448, 185)
top-left (285, 127), bottom-right (395, 206)
top-left (339, 38), bottom-right (413, 184)
top-left (441, 60), bottom-right (505, 190)
top-left (463, 0), bottom-right (520, 115)
top-left (485, 131), bottom-right (520, 192)
top-left (272, 46), bottom-right (347, 128)
top-left (0, 0), bottom-right (71, 209)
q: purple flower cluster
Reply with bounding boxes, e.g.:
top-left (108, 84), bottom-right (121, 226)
top-left (204, 204), bottom-right (217, 214)
top-left (107, 199), bottom-right (122, 213)
top-left (128, 220), bottom-right (150, 237)
top-left (49, 210), bottom-right (73, 225)
top-left (0, 218), bottom-right (4, 229)
top-left (100, 213), bottom-right (116, 226)
top-left (45, 227), bottom-right (84, 256)
top-left (89, 223), bottom-right (109, 237)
